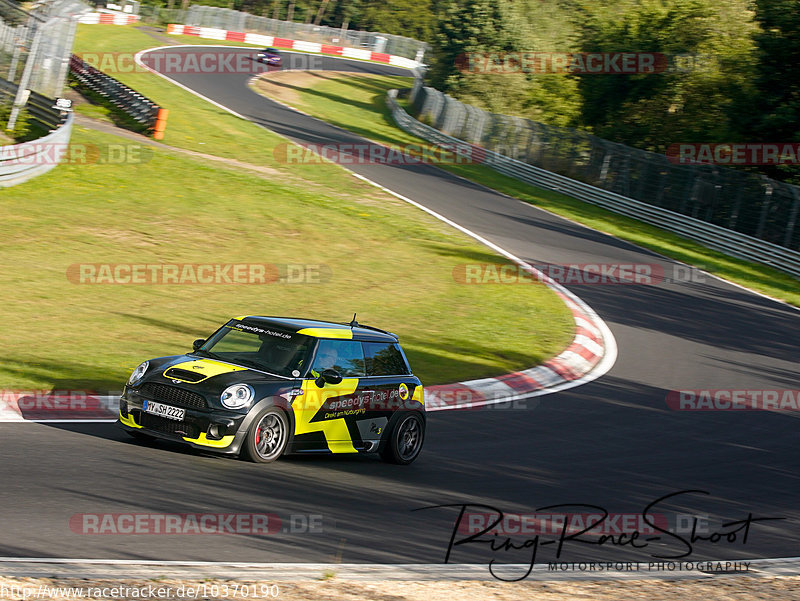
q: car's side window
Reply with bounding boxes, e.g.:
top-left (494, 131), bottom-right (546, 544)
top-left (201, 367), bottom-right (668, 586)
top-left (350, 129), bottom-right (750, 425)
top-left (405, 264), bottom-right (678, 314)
top-left (363, 342), bottom-right (410, 376)
top-left (311, 340), bottom-right (366, 377)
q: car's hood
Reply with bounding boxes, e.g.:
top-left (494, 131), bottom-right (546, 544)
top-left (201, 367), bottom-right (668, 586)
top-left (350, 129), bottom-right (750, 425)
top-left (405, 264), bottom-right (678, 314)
top-left (140, 354), bottom-right (294, 390)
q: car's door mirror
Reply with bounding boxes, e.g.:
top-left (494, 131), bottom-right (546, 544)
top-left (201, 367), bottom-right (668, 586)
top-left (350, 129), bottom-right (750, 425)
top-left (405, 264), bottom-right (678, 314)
top-left (315, 368), bottom-right (343, 388)
top-left (192, 339), bottom-right (205, 351)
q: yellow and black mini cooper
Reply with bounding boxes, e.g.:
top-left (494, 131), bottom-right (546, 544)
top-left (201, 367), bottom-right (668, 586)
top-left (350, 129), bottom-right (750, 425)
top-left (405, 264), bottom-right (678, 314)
top-left (118, 316), bottom-right (425, 464)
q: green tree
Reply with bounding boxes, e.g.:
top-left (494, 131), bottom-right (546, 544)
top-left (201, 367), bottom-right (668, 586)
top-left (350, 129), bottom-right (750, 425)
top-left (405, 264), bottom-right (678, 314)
top-left (737, 0), bottom-right (800, 182)
top-left (360, 0), bottom-right (435, 40)
top-left (750, 0), bottom-right (800, 138)
top-left (568, 0), bottom-right (758, 152)
top-left (429, 0), bottom-right (525, 90)
top-left (317, 0), bottom-right (433, 40)
top-left (320, 0), bottom-right (360, 34)
top-left (427, 0), bottom-right (581, 126)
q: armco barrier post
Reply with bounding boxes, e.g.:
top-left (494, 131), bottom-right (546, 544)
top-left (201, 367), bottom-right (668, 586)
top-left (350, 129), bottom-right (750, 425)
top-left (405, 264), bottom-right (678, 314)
top-left (153, 108), bottom-right (168, 140)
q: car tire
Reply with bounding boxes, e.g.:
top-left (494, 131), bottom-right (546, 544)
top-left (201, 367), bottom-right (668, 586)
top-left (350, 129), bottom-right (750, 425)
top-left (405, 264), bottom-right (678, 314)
top-left (242, 407), bottom-right (289, 463)
top-left (380, 412), bottom-right (424, 465)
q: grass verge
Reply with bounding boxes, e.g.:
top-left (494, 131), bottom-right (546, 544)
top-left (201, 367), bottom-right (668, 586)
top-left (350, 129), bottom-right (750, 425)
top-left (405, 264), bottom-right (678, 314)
top-left (1, 25), bottom-right (577, 391)
top-left (252, 71), bottom-right (800, 307)
top-left (73, 25), bottom-right (306, 165)
top-left (0, 119), bottom-right (573, 390)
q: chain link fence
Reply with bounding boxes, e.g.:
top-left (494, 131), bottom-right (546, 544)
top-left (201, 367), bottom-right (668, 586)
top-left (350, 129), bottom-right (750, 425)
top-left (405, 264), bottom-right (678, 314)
top-left (0, 0), bottom-right (88, 129)
top-left (0, 2), bottom-right (31, 90)
top-left (137, 6), bottom-right (186, 26)
top-left (410, 83), bottom-right (800, 252)
top-left (181, 5), bottom-right (426, 61)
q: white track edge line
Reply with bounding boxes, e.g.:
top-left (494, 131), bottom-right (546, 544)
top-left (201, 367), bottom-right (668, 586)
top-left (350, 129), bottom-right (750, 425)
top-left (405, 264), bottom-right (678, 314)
top-left (0, 48), bottom-right (616, 424)
top-left (350, 172), bottom-right (618, 408)
top-left (505, 193), bottom-right (800, 312)
top-left (135, 46), bottom-right (798, 313)
top-left (129, 47), bottom-right (618, 412)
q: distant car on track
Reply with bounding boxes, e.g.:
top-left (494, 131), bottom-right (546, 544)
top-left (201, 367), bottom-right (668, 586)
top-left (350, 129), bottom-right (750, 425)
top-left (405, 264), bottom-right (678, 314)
top-left (118, 316), bottom-right (425, 464)
top-left (256, 47), bottom-right (281, 66)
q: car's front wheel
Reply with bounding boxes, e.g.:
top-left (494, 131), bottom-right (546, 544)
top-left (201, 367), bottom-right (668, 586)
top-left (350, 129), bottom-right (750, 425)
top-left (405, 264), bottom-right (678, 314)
top-left (380, 413), bottom-right (424, 464)
top-left (242, 407), bottom-right (289, 463)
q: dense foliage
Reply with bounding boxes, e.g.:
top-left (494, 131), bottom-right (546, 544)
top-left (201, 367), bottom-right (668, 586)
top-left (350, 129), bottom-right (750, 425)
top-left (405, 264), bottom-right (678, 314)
top-left (150, 0), bottom-right (800, 181)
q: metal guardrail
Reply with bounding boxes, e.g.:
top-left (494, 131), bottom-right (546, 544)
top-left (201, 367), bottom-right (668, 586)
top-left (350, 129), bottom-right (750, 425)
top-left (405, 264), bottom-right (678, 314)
top-left (0, 76), bottom-right (68, 130)
top-left (410, 85), bottom-right (800, 255)
top-left (387, 89), bottom-right (800, 279)
top-left (69, 54), bottom-right (160, 131)
top-left (26, 89), bottom-right (68, 130)
top-left (0, 110), bottom-right (73, 187)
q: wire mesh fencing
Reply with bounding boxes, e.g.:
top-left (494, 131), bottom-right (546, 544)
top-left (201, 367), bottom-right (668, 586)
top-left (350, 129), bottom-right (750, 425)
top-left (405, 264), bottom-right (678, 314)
top-left (137, 6), bottom-right (186, 26)
top-left (0, 0), bottom-right (88, 129)
top-left (181, 5), bottom-right (427, 61)
top-left (410, 84), bottom-right (800, 252)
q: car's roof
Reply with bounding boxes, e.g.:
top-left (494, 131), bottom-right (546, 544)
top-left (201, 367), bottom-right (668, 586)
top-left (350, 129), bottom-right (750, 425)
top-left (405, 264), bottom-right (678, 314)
top-left (232, 315), bottom-right (399, 342)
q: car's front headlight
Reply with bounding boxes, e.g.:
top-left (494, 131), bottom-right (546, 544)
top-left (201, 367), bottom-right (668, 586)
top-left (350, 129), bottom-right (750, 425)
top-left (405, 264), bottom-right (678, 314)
top-left (221, 384), bottom-right (255, 409)
top-left (127, 361), bottom-right (149, 385)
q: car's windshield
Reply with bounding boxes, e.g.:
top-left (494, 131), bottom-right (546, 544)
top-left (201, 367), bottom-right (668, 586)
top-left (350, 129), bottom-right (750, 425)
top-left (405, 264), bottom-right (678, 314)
top-left (197, 321), bottom-right (314, 378)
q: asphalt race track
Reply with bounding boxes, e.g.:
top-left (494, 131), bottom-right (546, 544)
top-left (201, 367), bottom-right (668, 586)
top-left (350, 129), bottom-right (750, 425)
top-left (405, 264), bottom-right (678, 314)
top-left (2, 46), bottom-right (799, 571)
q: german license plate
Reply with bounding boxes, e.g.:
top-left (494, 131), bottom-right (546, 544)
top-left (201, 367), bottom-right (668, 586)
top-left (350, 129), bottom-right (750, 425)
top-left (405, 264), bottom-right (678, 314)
top-left (142, 400), bottom-right (185, 421)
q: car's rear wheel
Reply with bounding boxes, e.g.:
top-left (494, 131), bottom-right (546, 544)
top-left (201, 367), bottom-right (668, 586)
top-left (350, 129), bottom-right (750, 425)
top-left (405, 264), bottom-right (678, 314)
top-left (243, 408), bottom-right (289, 463)
top-left (380, 413), bottom-right (424, 464)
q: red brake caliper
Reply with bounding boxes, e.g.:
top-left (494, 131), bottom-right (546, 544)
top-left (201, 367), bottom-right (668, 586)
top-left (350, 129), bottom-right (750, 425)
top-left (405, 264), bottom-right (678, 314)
top-left (255, 427), bottom-right (261, 445)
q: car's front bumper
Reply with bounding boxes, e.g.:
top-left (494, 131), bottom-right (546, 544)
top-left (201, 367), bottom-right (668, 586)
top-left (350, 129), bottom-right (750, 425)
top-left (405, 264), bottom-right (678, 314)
top-left (118, 393), bottom-right (249, 455)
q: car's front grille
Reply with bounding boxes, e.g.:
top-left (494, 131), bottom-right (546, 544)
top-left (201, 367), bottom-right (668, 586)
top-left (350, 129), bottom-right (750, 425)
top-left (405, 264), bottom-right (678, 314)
top-left (163, 367), bottom-right (206, 383)
top-left (139, 413), bottom-right (200, 439)
top-left (139, 383), bottom-right (207, 409)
